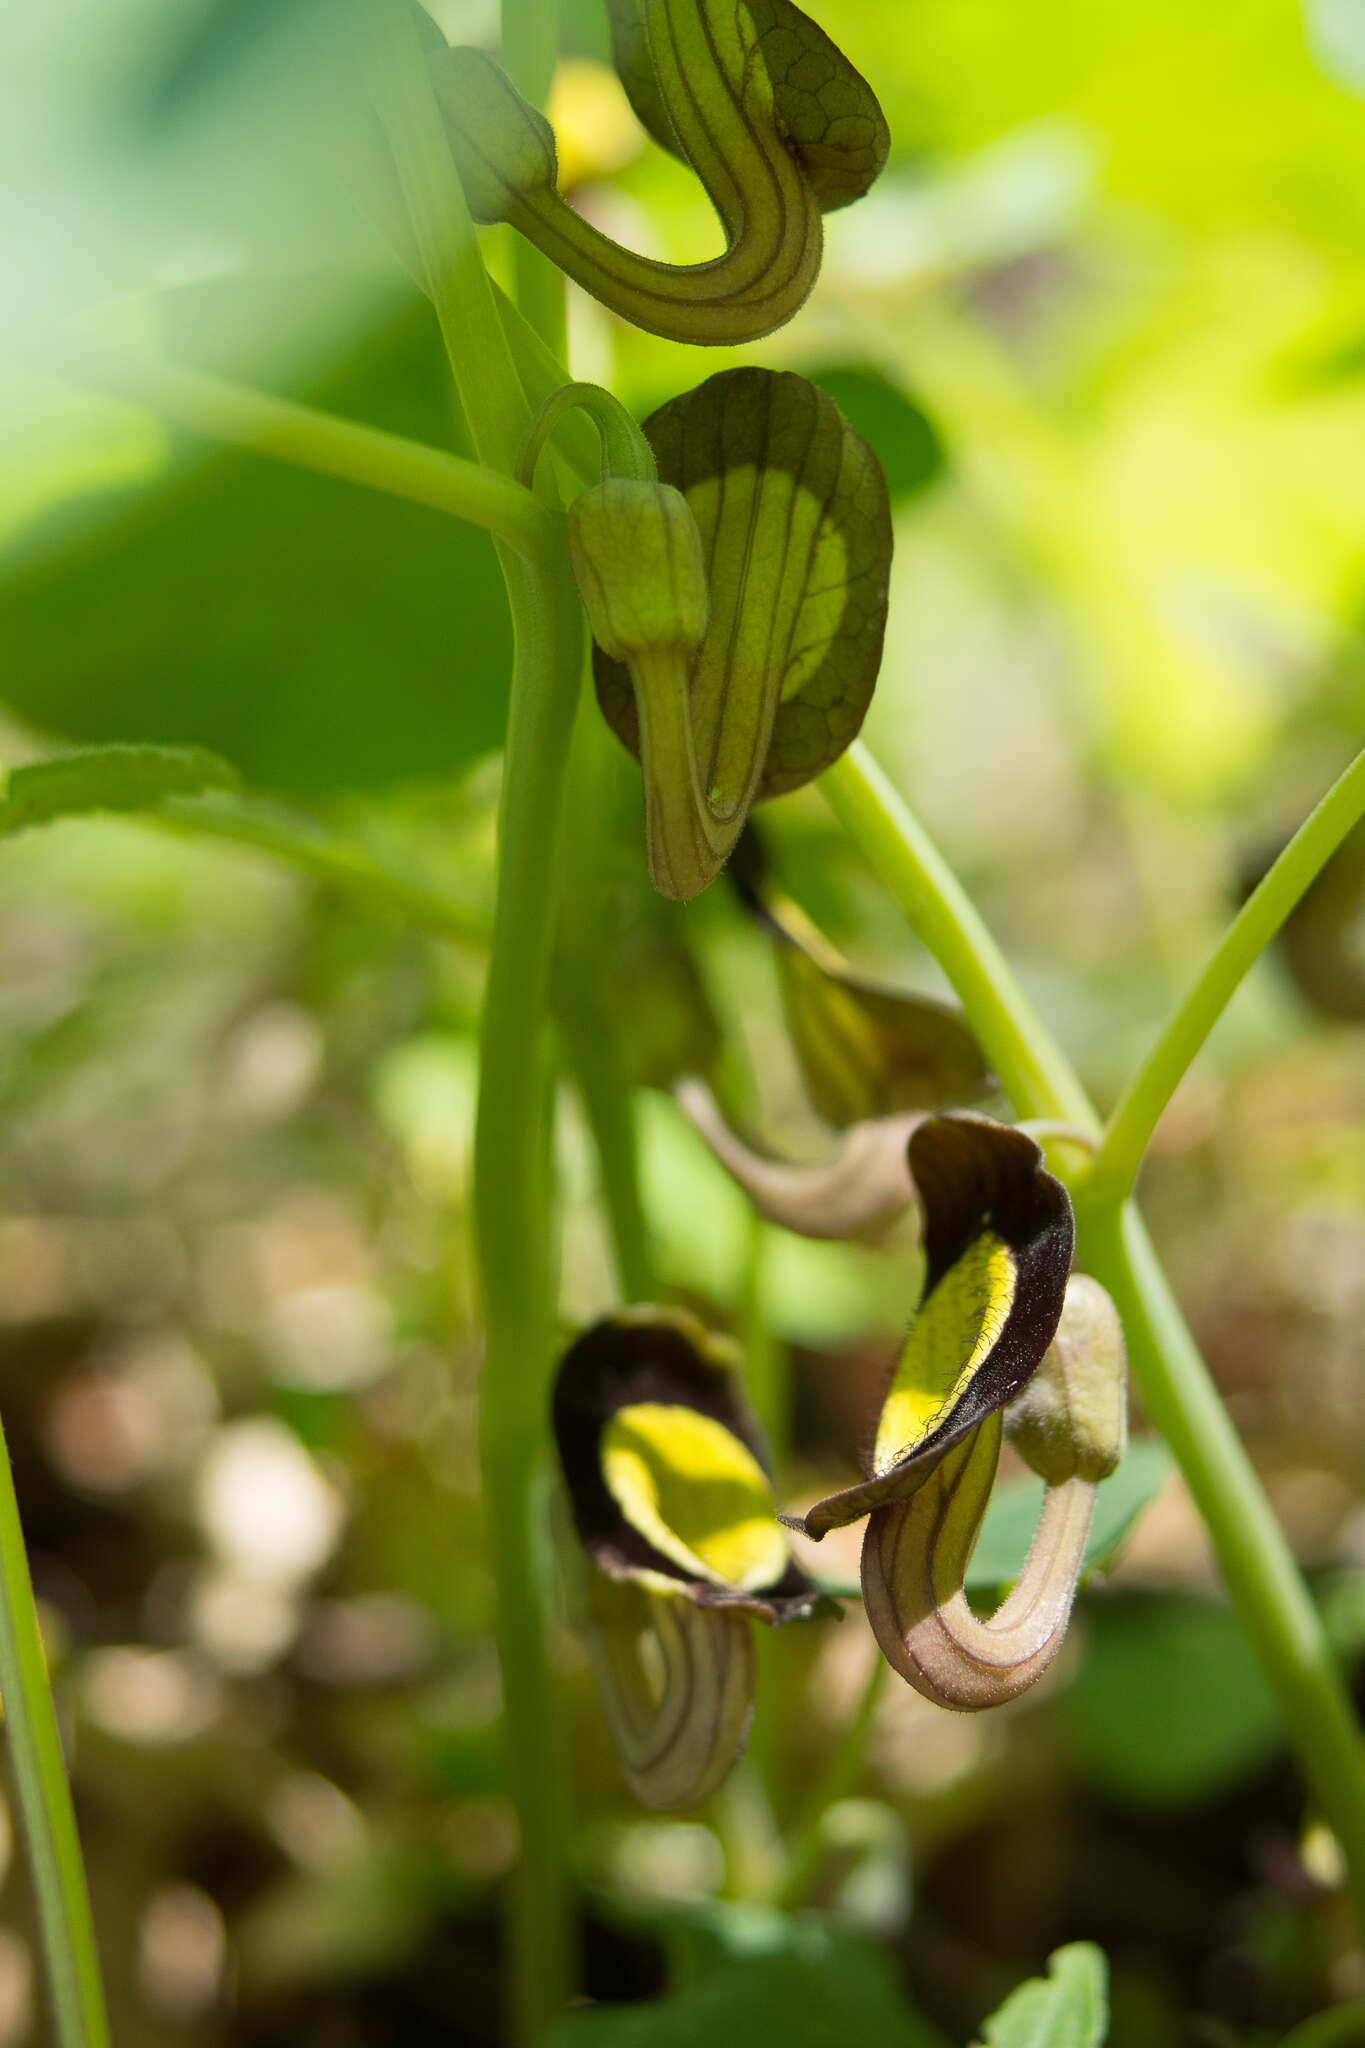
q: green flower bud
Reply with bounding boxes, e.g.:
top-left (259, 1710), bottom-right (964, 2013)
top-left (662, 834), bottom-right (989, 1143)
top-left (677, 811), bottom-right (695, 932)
top-left (1005, 1274), bottom-right (1127, 1486)
top-left (429, 46), bottom-right (557, 225)
top-left (567, 479), bottom-right (709, 665)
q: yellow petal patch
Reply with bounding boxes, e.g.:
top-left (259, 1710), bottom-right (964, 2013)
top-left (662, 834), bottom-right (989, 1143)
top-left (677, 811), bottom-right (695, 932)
top-left (873, 1233), bottom-right (1017, 1475)
top-left (602, 1402), bottom-right (790, 1592)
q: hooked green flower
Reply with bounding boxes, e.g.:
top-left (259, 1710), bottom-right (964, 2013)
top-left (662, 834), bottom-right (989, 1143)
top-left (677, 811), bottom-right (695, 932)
top-left (432, 0), bottom-right (888, 345)
top-left (729, 838), bottom-right (991, 1126)
top-left (553, 1308), bottom-right (827, 1808)
top-left (587, 368), bottom-right (892, 900)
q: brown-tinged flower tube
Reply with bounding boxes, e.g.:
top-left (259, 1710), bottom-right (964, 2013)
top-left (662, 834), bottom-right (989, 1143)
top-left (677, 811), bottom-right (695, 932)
top-left (729, 834), bottom-right (991, 1124)
top-left (432, 0), bottom-right (888, 345)
top-left (674, 1076), bottom-right (920, 1241)
top-left (861, 1275), bottom-right (1127, 1711)
top-left (552, 1307), bottom-right (828, 1807)
top-left (784, 1115), bottom-right (1074, 1541)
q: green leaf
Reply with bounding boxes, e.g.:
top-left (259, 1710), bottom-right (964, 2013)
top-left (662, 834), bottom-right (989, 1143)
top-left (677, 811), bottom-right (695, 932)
top-left (0, 744), bottom-right (238, 835)
top-left (965, 1438), bottom-right (1171, 1597)
top-left (1062, 1594), bottom-right (1282, 1808)
top-left (0, 297), bottom-right (513, 795)
top-left (975, 1942), bottom-right (1109, 2048)
top-left (550, 1924), bottom-right (949, 2048)
top-left (809, 368), bottom-right (946, 504)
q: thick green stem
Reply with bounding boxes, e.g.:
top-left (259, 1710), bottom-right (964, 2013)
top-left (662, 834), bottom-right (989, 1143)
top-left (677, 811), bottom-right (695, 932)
top-left (777, 1651), bottom-right (887, 1909)
top-left (373, 0), bottom-right (528, 475)
top-left (1077, 1199), bottom-right (1365, 1935)
top-left (475, 544), bottom-right (585, 2043)
top-left (820, 744), bottom-right (1097, 1129)
top-left (376, 11), bottom-right (580, 2037)
top-left (1089, 743), bottom-right (1365, 1198)
top-left (500, 0), bottom-right (568, 356)
top-left (822, 737), bottom-right (1365, 1936)
top-left (33, 340), bottom-right (549, 558)
top-left (0, 1417), bottom-right (110, 2048)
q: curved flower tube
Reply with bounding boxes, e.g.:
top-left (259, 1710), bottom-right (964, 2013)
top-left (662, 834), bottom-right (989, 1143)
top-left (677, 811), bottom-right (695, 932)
top-left (674, 1076), bottom-right (921, 1241)
top-left (861, 1275), bottom-right (1127, 1709)
top-left (552, 1307), bottom-right (828, 1807)
top-left (785, 1113), bottom-right (1074, 1541)
top-left (432, 0), bottom-right (888, 344)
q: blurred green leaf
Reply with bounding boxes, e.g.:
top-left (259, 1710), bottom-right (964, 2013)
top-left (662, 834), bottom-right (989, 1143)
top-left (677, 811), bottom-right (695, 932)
top-left (965, 1438), bottom-right (1170, 1597)
top-left (0, 743), bottom-right (237, 834)
top-left (0, 301), bottom-right (513, 794)
top-left (1279, 1998), bottom-right (1365, 2048)
top-left (809, 367), bottom-right (945, 504)
top-left (1062, 1595), bottom-right (1282, 1808)
top-left (551, 1916), bottom-right (949, 2047)
top-left (974, 1942), bottom-right (1108, 2048)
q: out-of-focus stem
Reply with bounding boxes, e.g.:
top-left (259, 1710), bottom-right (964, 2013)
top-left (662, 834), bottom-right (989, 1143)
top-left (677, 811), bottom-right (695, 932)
top-left (0, 1418), bottom-right (110, 2048)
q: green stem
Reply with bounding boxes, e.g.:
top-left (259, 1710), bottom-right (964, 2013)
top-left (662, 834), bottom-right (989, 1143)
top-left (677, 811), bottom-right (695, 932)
top-left (377, 12), bottom-right (580, 2038)
top-left (819, 744), bottom-right (1098, 1129)
top-left (474, 538), bottom-right (584, 2048)
top-left (822, 736), bottom-right (1365, 1939)
top-left (36, 340), bottom-right (548, 559)
top-left (1089, 743), bottom-right (1365, 1198)
top-left (500, 0), bottom-right (568, 356)
top-left (777, 1651), bottom-right (887, 1909)
top-left (0, 1417), bottom-right (110, 2048)
top-left (1077, 1198), bottom-right (1365, 1936)
top-left (373, 0), bottom-right (528, 475)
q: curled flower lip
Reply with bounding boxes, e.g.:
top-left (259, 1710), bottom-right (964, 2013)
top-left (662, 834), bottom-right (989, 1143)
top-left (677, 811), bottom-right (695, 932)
top-left (553, 1307), bottom-right (830, 1622)
top-left (552, 1308), bottom-right (831, 1808)
top-left (783, 1114), bottom-right (1074, 1541)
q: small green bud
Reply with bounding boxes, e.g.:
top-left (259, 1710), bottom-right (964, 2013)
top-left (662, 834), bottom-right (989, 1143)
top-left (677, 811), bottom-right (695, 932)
top-left (1005, 1274), bottom-right (1127, 1486)
top-left (430, 47), bottom-right (557, 224)
top-left (567, 479), bottom-right (709, 665)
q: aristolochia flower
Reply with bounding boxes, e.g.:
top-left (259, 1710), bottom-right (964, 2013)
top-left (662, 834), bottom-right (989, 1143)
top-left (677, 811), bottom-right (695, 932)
top-left (781, 1113), bottom-right (1126, 1711)
top-left (552, 1307), bottom-right (828, 1809)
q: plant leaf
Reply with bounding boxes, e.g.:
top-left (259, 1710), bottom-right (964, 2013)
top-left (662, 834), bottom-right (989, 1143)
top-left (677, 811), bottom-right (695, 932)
top-left (0, 744), bottom-right (238, 834)
top-left (0, 297), bottom-right (513, 795)
top-left (964, 1437), bottom-right (1170, 1597)
top-left (550, 1927), bottom-right (950, 2047)
top-left (975, 1942), bottom-right (1109, 2048)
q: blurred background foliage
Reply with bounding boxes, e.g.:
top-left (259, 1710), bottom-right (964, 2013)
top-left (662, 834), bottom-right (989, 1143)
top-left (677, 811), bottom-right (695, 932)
top-left (1, 0), bottom-right (1364, 2041)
